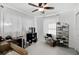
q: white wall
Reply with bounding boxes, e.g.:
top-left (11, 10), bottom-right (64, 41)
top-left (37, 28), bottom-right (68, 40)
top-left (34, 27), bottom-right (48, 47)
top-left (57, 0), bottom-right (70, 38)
top-left (56, 4), bottom-right (79, 49)
top-left (36, 17), bottom-right (44, 41)
top-left (3, 3), bottom-right (79, 51)
top-left (58, 11), bottom-right (76, 48)
top-left (73, 10), bottom-right (79, 52)
top-left (36, 10), bottom-right (77, 49)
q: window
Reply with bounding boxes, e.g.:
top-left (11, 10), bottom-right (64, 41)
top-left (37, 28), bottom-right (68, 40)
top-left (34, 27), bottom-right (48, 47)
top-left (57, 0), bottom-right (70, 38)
top-left (48, 23), bottom-right (56, 35)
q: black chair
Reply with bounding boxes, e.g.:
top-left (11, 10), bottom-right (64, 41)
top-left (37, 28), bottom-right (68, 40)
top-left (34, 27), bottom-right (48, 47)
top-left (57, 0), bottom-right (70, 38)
top-left (45, 34), bottom-right (57, 47)
top-left (47, 34), bottom-right (52, 38)
top-left (0, 36), bottom-right (3, 42)
top-left (5, 35), bottom-right (12, 40)
top-left (45, 34), bottom-right (54, 40)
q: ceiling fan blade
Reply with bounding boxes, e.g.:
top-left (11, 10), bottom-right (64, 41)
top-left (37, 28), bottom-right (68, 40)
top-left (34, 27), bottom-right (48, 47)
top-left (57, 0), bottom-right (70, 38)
top-left (32, 9), bottom-right (38, 12)
top-left (39, 3), bottom-right (42, 7)
top-left (44, 7), bottom-right (54, 9)
top-left (44, 3), bottom-right (47, 6)
top-left (28, 3), bottom-right (38, 7)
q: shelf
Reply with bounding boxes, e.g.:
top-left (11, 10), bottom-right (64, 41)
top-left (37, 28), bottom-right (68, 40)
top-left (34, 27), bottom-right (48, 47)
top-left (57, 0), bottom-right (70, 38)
top-left (56, 22), bottom-right (69, 47)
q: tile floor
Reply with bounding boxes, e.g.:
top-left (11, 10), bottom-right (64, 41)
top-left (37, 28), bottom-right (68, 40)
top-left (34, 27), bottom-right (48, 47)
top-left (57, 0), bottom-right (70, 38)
top-left (7, 40), bottom-right (78, 55)
top-left (26, 41), bottom-right (77, 55)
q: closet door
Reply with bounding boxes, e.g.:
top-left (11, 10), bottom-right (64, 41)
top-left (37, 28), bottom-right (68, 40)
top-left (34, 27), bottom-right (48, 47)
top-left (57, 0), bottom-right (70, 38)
top-left (76, 13), bottom-right (79, 52)
top-left (0, 6), bottom-right (2, 35)
top-left (0, 5), bottom-right (4, 36)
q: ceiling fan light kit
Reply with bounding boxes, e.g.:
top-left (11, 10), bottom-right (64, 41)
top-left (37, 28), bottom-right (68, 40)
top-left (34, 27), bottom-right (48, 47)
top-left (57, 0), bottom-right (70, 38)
top-left (38, 8), bottom-right (44, 11)
top-left (28, 3), bottom-right (54, 14)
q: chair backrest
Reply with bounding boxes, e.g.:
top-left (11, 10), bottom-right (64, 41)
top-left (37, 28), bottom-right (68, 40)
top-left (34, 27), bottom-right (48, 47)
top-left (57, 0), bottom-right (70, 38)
top-left (47, 34), bottom-right (52, 38)
top-left (0, 36), bottom-right (3, 41)
top-left (0, 36), bottom-right (2, 39)
top-left (5, 35), bottom-right (12, 40)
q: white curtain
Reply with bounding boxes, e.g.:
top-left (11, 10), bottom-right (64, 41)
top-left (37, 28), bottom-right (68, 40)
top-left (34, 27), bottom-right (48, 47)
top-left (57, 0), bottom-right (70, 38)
top-left (0, 7), bottom-right (34, 37)
top-left (1, 7), bottom-right (23, 37)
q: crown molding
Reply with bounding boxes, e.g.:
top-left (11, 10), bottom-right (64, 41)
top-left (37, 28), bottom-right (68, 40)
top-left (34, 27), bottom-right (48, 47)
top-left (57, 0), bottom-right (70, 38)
top-left (2, 3), bottom-right (34, 17)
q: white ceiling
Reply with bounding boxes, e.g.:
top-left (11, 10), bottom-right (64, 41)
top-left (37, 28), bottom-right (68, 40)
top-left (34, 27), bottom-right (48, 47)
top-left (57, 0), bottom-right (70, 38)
top-left (2, 3), bottom-right (79, 17)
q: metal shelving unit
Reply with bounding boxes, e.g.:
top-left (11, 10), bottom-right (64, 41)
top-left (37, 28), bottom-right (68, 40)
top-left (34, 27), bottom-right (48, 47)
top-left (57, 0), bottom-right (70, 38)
top-left (56, 22), bottom-right (69, 47)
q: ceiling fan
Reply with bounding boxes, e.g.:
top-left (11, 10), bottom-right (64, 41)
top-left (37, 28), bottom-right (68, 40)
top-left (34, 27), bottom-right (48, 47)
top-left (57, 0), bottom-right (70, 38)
top-left (28, 3), bottom-right (54, 14)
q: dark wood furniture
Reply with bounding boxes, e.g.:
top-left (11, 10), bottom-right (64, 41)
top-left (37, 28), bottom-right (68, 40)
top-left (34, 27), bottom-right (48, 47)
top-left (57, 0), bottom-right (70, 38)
top-left (26, 33), bottom-right (37, 44)
top-left (45, 34), bottom-right (57, 47)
